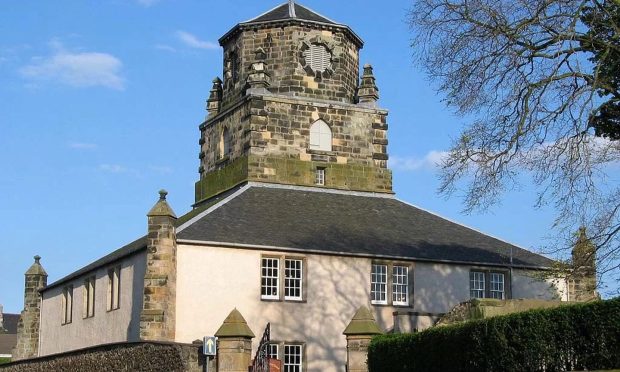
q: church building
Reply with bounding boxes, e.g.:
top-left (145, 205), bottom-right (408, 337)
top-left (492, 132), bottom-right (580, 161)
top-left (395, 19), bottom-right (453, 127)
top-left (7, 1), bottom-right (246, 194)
top-left (13, 2), bottom-right (569, 371)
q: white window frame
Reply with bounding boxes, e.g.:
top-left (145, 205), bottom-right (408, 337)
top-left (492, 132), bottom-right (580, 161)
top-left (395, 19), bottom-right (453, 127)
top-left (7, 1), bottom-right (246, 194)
top-left (309, 120), bottom-right (332, 151)
top-left (284, 259), bottom-right (303, 301)
top-left (490, 272), bottom-right (505, 299)
top-left (107, 266), bottom-right (121, 311)
top-left (392, 265), bottom-right (409, 306)
top-left (371, 264), bottom-right (388, 305)
top-left (261, 258), bottom-right (280, 300)
top-left (83, 276), bottom-right (96, 318)
top-left (470, 271), bottom-right (486, 299)
top-left (61, 285), bottom-right (73, 325)
top-left (268, 344), bottom-right (279, 360)
top-left (284, 344), bottom-right (303, 372)
top-left (220, 127), bottom-right (231, 158)
top-left (315, 168), bottom-right (325, 186)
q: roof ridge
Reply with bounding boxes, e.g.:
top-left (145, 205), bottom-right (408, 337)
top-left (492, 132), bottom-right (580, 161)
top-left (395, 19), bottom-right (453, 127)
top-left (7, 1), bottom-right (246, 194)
top-left (289, 0), bottom-right (296, 17)
top-left (241, 2), bottom-right (289, 24)
top-left (176, 184), bottom-right (253, 233)
top-left (294, 2), bottom-right (339, 24)
top-left (246, 181), bottom-right (395, 199)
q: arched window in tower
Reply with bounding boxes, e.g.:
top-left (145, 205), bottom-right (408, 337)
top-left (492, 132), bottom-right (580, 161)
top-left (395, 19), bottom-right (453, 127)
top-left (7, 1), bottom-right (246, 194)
top-left (220, 127), bottom-right (231, 158)
top-left (309, 120), bottom-right (332, 151)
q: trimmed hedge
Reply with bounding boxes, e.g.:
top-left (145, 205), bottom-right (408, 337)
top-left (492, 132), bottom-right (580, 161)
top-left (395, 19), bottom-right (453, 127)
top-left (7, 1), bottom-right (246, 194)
top-left (368, 298), bottom-right (620, 372)
top-left (0, 359), bottom-right (9, 365)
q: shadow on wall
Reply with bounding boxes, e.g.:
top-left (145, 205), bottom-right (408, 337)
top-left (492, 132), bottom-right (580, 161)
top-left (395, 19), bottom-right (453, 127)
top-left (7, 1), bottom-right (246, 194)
top-left (127, 253), bottom-right (147, 342)
top-left (248, 247), bottom-right (371, 372)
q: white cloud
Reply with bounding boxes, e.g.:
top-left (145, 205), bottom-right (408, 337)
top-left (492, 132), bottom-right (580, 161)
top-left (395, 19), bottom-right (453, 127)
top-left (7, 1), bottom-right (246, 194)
top-left (155, 44), bottom-right (177, 53)
top-left (20, 41), bottom-right (125, 90)
top-left (175, 31), bottom-right (218, 50)
top-left (389, 150), bottom-right (448, 171)
top-left (99, 164), bottom-right (128, 173)
top-left (69, 142), bottom-right (98, 150)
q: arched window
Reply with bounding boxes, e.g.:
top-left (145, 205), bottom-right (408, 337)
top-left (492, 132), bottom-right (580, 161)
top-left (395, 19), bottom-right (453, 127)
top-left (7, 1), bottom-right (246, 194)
top-left (220, 127), bottom-right (231, 158)
top-left (309, 120), bottom-right (332, 151)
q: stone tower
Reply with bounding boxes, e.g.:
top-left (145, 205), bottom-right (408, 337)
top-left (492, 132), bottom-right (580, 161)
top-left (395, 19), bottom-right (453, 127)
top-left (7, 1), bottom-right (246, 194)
top-left (195, 0), bottom-right (391, 205)
top-left (569, 227), bottom-right (599, 302)
top-left (13, 256), bottom-right (48, 360)
top-left (140, 190), bottom-right (178, 341)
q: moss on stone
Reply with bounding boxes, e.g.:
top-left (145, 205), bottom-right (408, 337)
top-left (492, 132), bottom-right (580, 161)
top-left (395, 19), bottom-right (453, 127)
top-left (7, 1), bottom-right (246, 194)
top-left (194, 156), bottom-right (249, 204)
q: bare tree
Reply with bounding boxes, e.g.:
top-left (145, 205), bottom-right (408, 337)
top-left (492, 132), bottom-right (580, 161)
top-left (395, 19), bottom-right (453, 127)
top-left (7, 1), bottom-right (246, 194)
top-left (408, 0), bottom-right (620, 293)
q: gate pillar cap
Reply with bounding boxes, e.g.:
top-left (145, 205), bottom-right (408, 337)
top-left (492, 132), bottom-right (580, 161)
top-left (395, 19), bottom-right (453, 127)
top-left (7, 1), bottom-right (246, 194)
top-left (343, 306), bottom-right (383, 336)
top-left (215, 308), bottom-right (256, 338)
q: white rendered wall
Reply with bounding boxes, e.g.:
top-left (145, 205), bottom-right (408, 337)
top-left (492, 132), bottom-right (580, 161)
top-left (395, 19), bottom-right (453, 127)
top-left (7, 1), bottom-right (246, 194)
top-left (38, 251), bottom-right (146, 356)
top-left (175, 244), bottom-right (562, 372)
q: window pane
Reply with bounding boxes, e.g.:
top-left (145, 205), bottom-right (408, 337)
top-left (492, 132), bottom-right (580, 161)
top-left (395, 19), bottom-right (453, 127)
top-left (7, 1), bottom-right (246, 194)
top-left (285, 259), bottom-right (303, 301)
top-left (392, 266), bottom-right (409, 305)
top-left (269, 344), bottom-right (279, 360)
top-left (470, 271), bottom-right (485, 299)
top-left (371, 264), bottom-right (387, 304)
top-left (284, 344), bottom-right (302, 372)
top-left (261, 258), bottom-right (279, 299)
top-left (490, 273), bottom-right (505, 299)
top-left (309, 121), bottom-right (332, 151)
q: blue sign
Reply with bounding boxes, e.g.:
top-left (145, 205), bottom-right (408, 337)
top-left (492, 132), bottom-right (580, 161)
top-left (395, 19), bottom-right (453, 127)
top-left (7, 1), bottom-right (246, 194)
top-left (204, 336), bottom-right (217, 356)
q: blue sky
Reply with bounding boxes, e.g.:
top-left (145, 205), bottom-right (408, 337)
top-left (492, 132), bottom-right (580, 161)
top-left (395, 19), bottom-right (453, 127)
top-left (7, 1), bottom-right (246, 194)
top-left (0, 0), bottom-right (606, 313)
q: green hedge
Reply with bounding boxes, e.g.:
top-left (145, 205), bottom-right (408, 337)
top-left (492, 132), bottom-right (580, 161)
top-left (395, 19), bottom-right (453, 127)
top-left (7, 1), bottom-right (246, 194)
top-left (368, 298), bottom-right (620, 372)
top-left (0, 358), bottom-right (10, 365)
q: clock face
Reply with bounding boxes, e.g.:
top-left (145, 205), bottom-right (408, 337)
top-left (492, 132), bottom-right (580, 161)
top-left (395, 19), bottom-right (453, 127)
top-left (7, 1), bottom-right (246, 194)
top-left (303, 44), bottom-right (332, 73)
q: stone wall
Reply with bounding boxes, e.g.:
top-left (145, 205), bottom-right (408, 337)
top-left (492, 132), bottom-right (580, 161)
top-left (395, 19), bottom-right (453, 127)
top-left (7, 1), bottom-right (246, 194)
top-left (221, 24), bottom-right (361, 106)
top-left (0, 342), bottom-right (203, 372)
top-left (196, 95), bottom-right (391, 204)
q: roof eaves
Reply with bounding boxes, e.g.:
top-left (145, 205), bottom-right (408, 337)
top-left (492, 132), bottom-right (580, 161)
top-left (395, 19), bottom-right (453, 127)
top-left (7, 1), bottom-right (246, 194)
top-left (219, 20), bottom-right (364, 48)
top-left (41, 236), bottom-right (147, 292)
top-left (394, 197), bottom-right (555, 265)
top-left (176, 239), bottom-right (553, 270)
top-left (177, 183), bottom-right (253, 233)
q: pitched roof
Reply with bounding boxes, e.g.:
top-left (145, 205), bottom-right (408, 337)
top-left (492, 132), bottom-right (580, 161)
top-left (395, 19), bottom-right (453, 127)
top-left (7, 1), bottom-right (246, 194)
top-left (41, 188), bottom-right (236, 292)
top-left (178, 184), bottom-right (554, 269)
top-left (41, 182), bottom-right (553, 293)
top-left (220, 1), bottom-right (364, 47)
top-left (1, 314), bottom-right (19, 334)
top-left (243, 1), bottom-right (337, 25)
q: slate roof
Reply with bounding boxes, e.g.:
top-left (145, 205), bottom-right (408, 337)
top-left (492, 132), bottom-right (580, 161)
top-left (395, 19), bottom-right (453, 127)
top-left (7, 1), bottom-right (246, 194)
top-left (0, 313), bottom-right (18, 356)
top-left (41, 183), bottom-right (553, 293)
top-left (1, 314), bottom-right (18, 334)
top-left (178, 185), bottom-right (554, 268)
top-left (220, 1), bottom-right (364, 47)
top-left (243, 2), bottom-right (337, 25)
top-left (41, 188), bottom-right (239, 292)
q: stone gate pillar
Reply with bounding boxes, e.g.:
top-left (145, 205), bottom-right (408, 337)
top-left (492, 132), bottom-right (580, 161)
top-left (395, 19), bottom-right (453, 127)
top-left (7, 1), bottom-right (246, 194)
top-left (215, 308), bottom-right (255, 372)
top-left (140, 190), bottom-right (178, 341)
top-left (13, 255), bottom-right (48, 360)
top-left (343, 306), bottom-right (383, 372)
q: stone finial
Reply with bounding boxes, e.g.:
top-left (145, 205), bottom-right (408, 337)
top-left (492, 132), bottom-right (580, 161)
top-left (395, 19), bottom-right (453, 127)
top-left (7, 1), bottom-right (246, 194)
top-left (207, 77), bottom-right (223, 117)
top-left (246, 62), bottom-right (271, 95)
top-left (357, 64), bottom-right (379, 107)
top-left (215, 308), bottom-right (255, 338)
top-left (25, 255), bottom-right (47, 277)
top-left (288, 0), bottom-right (296, 18)
top-left (13, 256), bottom-right (48, 360)
top-left (147, 189), bottom-right (177, 218)
top-left (343, 306), bottom-right (383, 336)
